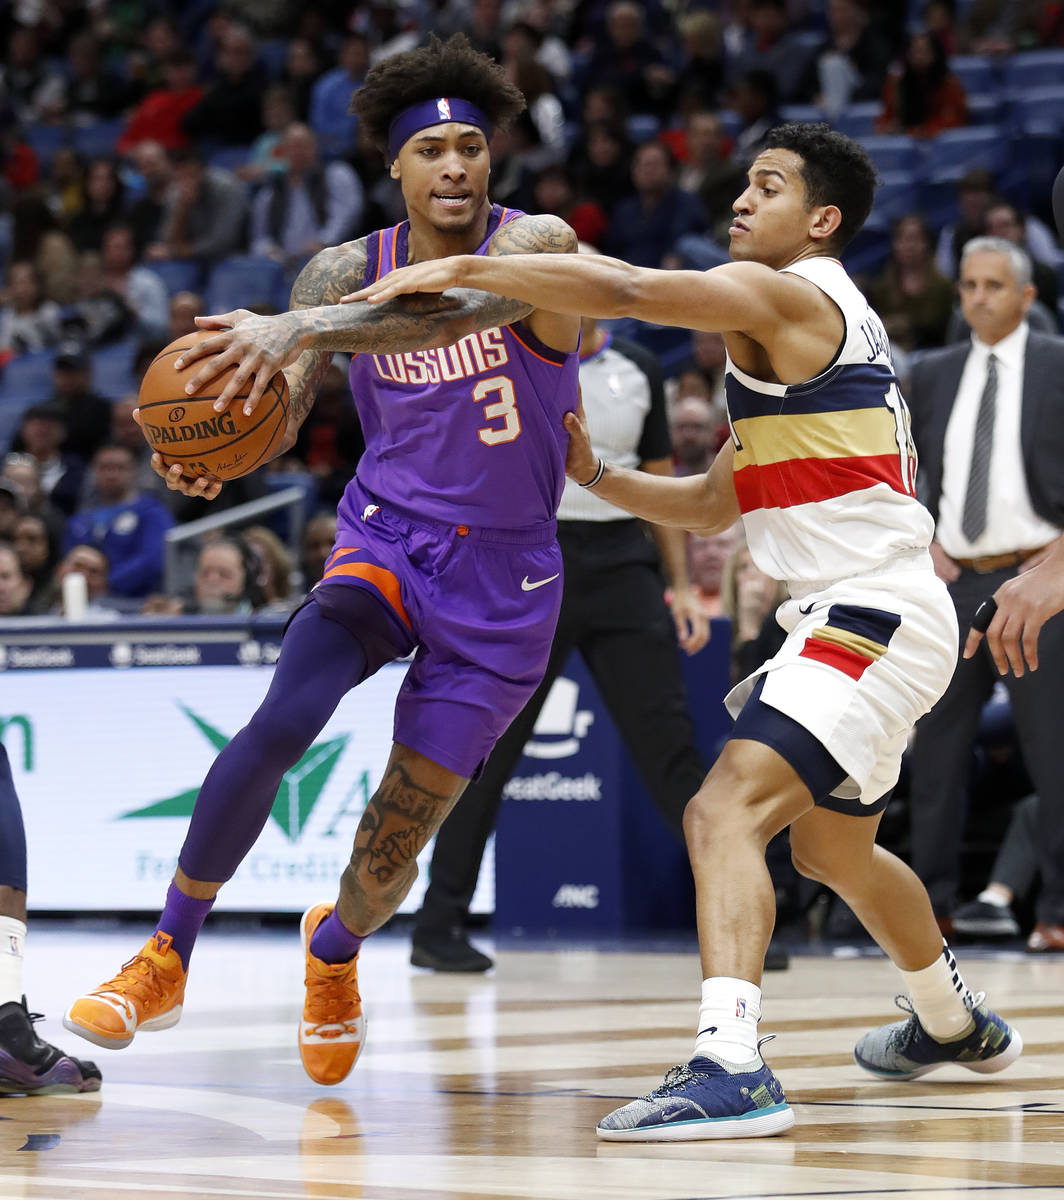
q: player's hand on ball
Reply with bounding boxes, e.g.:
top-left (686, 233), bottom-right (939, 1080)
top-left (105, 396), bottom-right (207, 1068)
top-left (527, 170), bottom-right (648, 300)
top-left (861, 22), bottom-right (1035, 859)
top-left (174, 311), bottom-right (303, 416)
top-left (151, 453), bottom-right (223, 499)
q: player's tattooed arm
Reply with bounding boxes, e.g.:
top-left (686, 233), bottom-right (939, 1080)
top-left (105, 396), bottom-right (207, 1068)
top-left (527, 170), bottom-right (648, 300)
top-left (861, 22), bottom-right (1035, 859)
top-left (273, 240), bottom-right (371, 450)
top-left (290, 216), bottom-right (578, 355)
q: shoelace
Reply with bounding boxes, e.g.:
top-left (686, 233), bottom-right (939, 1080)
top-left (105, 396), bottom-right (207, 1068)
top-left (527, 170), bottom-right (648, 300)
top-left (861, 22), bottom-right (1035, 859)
top-left (892, 989), bottom-right (986, 1017)
top-left (97, 954), bottom-right (177, 1009)
top-left (304, 965), bottom-right (360, 1035)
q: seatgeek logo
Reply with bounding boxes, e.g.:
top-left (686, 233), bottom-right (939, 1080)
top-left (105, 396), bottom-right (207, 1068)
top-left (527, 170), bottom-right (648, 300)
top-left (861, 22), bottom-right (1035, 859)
top-left (502, 676), bottom-right (602, 803)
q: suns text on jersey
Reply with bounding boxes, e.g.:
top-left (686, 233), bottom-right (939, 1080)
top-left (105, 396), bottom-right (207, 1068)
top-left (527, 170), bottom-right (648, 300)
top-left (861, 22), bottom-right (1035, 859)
top-left (372, 328), bottom-right (510, 385)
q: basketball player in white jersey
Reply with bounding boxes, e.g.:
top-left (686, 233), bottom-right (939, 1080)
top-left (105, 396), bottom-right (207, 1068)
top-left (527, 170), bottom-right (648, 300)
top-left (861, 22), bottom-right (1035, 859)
top-left (347, 122), bottom-right (1022, 1140)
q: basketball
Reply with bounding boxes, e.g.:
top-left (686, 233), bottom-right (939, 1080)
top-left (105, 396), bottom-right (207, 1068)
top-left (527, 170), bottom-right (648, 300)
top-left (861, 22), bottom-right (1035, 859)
top-left (137, 331), bottom-right (289, 481)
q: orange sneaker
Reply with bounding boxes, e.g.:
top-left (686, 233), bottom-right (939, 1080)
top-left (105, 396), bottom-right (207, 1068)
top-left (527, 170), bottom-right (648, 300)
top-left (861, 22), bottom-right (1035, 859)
top-left (299, 904), bottom-right (366, 1086)
top-left (62, 932), bottom-right (187, 1050)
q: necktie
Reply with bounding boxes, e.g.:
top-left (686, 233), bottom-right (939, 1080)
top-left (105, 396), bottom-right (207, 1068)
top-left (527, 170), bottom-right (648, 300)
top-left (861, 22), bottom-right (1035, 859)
top-left (961, 352), bottom-right (998, 543)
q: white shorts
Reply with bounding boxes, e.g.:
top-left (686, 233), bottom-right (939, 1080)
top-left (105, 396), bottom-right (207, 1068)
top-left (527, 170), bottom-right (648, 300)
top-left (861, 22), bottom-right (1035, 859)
top-left (725, 551), bottom-right (958, 807)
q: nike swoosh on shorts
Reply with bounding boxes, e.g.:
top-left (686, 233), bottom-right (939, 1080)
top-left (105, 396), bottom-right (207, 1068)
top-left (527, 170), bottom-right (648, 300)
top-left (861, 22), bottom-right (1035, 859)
top-left (521, 574), bottom-right (560, 591)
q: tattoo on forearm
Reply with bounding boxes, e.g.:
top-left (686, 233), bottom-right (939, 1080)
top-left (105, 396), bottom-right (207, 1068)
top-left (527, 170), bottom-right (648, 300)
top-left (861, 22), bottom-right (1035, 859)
top-left (338, 762), bottom-right (463, 930)
top-left (300, 288), bottom-right (534, 354)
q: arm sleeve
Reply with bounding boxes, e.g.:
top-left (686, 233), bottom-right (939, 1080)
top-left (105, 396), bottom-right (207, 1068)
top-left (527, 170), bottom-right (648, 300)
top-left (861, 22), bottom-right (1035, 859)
top-left (610, 335), bottom-right (671, 461)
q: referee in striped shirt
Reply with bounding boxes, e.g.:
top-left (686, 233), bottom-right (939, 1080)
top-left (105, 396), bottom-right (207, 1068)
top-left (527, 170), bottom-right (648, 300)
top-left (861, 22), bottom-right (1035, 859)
top-left (411, 267), bottom-right (715, 972)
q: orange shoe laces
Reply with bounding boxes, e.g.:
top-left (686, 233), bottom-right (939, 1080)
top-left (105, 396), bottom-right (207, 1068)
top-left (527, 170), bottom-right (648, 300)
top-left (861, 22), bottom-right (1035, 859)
top-left (96, 954), bottom-right (181, 1012)
top-left (304, 960), bottom-right (361, 1037)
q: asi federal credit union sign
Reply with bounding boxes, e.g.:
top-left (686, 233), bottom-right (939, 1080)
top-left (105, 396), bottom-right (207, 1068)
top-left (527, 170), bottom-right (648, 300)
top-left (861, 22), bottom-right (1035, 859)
top-left (2, 659), bottom-right (489, 914)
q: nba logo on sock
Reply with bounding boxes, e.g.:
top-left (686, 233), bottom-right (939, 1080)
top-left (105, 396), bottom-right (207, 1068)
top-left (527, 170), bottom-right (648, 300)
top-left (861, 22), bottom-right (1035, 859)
top-left (7, 934), bottom-right (21, 956)
top-left (736, 998), bottom-right (746, 1018)
top-left (437, 98), bottom-right (452, 120)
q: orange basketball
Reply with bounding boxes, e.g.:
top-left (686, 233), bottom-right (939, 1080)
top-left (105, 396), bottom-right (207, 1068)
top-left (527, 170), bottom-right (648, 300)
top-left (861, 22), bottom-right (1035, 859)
top-left (137, 331), bottom-right (289, 481)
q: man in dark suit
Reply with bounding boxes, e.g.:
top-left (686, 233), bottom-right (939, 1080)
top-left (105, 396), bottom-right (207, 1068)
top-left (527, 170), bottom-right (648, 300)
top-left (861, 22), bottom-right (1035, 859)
top-left (907, 236), bottom-right (1064, 954)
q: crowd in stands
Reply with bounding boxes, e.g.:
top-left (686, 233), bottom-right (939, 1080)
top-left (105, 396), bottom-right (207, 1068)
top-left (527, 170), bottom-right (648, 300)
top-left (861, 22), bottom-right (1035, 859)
top-left (0, 0), bottom-right (1060, 613)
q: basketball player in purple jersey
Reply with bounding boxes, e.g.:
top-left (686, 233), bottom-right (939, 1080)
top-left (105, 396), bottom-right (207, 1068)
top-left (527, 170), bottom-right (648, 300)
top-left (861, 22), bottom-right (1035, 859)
top-left (65, 34), bottom-right (580, 1088)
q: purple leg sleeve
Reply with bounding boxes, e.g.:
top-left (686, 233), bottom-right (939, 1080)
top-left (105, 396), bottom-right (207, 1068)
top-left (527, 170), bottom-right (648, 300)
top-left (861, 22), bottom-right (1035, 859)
top-left (177, 596), bottom-right (397, 883)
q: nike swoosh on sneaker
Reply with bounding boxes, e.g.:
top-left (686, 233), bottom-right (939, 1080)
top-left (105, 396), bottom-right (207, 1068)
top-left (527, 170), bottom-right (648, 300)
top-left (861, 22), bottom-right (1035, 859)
top-left (521, 574), bottom-right (560, 591)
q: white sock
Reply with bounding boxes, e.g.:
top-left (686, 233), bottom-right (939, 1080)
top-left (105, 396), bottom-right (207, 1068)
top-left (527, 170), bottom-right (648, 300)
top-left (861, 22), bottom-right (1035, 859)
top-left (901, 941), bottom-right (976, 1039)
top-left (977, 889), bottom-right (1008, 908)
top-left (693, 976), bottom-right (762, 1064)
top-left (0, 916), bottom-right (25, 1006)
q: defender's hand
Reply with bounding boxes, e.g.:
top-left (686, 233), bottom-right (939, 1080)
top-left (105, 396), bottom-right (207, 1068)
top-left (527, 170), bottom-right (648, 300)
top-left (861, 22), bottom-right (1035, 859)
top-left (341, 257), bottom-right (464, 303)
top-left (563, 403), bottom-right (599, 486)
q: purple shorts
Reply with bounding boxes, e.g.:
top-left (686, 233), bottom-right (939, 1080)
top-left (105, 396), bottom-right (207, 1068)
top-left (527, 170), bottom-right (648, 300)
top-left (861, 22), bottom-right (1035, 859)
top-left (320, 480), bottom-right (563, 779)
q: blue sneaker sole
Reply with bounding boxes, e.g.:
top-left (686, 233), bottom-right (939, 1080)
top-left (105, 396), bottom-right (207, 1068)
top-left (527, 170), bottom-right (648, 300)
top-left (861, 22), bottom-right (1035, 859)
top-left (854, 1027), bottom-right (1023, 1081)
top-left (596, 1101), bottom-right (795, 1142)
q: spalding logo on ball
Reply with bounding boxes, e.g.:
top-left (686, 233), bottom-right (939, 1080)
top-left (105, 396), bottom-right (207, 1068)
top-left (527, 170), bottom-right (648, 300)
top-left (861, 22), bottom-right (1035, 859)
top-left (138, 330), bottom-right (289, 481)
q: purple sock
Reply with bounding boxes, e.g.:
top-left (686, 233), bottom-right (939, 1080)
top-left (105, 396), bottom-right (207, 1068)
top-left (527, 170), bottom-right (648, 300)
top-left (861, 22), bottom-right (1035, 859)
top-left (310, 909), bottom-right (364, 964)
top-left (157, 882), bottom-right (214, 970)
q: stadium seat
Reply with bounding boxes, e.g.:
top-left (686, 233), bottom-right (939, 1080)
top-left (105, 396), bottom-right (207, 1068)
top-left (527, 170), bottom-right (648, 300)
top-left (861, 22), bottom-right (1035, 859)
top-left (90, 338), bottom-right (139, 401)
top-left (207, 145), bottom-right (250, 172)
top-left (1003, 49), bottom-right (1064, 93)
top-left (626, 114), bottom-right (660, 144)
top-left (258, 39), bottom-right (289, 80)
top-left (842, 226), bottom-right (891, 277)
top-left (867, 170), bottom-right (921, 229)
top-left (263, 471), bottom-right (319, 541)
top-left (0, 350), bottom-right (56, 407)
top-left (205, 256), bottom-right (288, 315)
top-left (717, 109), bottom-right (743, 139)
top-left (1010, 86), bottom-right (1064, 134)
top-left (673, 234), bottom-right (730, 271)
top-left (926, 125), bottom-right (1009, 175)
top-left (0, 399), bottom-right (31, 451)
top-left (965, 93), bottom-right (1005, 125)
top-left (23, 124), bottom-right (70, 170)
top-left (778, 104), bottom-right (826, 124)
top-left (145, 259), bottom-right (204, 296)
top-left (860, 134), bottom-right (923, 175)
top-left (72, 118), bottom-right (124, 160)
top-left (832, 101), bottom-right (883, 138)
top-left (950, 55), bottom-right (999, 97)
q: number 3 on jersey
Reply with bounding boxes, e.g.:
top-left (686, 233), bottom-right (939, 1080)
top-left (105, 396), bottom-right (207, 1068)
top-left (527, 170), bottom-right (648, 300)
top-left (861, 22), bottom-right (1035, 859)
top-left (474, 375), bottom-right (521, 445)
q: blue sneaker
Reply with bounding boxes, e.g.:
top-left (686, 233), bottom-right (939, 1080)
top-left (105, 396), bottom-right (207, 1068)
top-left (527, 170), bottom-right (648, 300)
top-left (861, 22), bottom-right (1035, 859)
top-left (596, 1051), bottom-right (795, 1142)
top-left (854, 993), bottom-right (1022, 1081)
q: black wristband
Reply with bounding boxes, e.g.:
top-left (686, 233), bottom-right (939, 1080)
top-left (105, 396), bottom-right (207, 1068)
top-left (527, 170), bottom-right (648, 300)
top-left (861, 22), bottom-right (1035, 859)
top-left (971, 596), bottom-right (998, 633)
top-left (579, 457), bottom-right (606, 488)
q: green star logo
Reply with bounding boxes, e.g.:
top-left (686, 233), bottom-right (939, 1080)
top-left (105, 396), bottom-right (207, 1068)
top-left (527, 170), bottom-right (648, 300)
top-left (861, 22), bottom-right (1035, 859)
top-left (120, 704), bottom-right (349, 841)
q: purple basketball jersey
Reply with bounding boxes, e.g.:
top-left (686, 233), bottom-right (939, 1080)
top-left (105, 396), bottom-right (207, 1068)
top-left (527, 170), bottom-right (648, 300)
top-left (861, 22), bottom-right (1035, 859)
top-left (348, 205), bottom-right (578, 529)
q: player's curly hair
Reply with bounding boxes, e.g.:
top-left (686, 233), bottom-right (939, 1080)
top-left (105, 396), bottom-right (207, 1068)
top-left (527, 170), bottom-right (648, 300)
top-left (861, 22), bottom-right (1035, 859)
top-left (761, 122), bottom-right (879, 250)
top-left (351, 33), bottom-right (526, 158)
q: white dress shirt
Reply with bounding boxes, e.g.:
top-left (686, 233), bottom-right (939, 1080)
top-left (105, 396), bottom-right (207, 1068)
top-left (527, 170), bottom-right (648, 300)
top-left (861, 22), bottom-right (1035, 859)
top-left (937, 321), bottom-right (1060, 557)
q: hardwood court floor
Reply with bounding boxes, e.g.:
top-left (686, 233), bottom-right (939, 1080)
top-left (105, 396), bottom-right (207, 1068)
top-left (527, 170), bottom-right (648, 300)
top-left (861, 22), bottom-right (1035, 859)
top-left (2, 925), bottom-right (1062, 1200)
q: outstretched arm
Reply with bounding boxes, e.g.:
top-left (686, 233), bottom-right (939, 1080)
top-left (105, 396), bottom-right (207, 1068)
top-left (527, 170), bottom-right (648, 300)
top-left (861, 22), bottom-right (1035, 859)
top-left (176, 214), bottom-right (578, 414)
top-left (564, 403), bottom-right (739, 538)
top-left (347, 251), bottom-right (800, 335)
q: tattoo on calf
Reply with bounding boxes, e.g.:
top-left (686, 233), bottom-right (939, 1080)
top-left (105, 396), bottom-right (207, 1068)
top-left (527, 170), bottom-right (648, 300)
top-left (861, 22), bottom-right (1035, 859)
top-left (340, 762), bottom-right (462, 928)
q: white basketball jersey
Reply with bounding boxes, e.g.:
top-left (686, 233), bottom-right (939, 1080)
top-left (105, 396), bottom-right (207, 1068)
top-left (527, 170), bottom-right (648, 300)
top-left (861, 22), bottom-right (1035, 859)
top-left (724, 257), bottom-right (934, 585)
